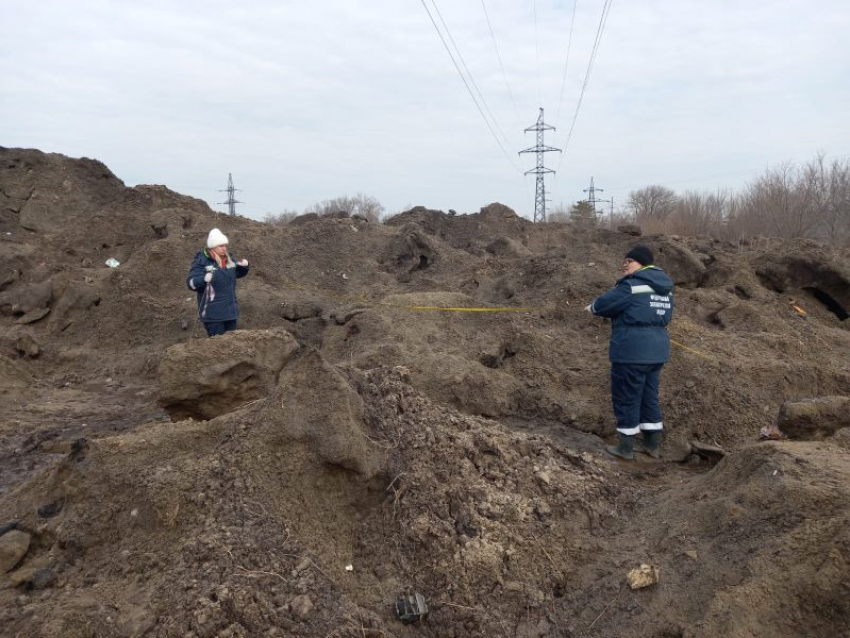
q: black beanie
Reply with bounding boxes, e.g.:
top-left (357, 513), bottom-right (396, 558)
top-left (625, 245), bottom-right (654, 266)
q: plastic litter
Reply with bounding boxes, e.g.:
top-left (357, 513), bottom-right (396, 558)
top-left (395, 591), bottom-right (428, 624)
top-left (105, 258), bottom-right (120, 268)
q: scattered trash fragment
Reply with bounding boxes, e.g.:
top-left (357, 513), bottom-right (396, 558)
top-left (760, 423), bottom-right (786, 440)
top-left (105, 258), bottom-right (120, 268)
top-left (627, 563), bottom-right (660, 589)
top-left (344, 564), bottom-right (354, 572)
top-left (396, 591), bottom-right (428, 624)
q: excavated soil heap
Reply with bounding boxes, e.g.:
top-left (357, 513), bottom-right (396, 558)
top-left (1, 147), bottom-right (850, 637)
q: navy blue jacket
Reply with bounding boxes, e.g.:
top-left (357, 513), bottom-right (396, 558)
top-left (186, 249), bottom-right (250, 323)
top-left (590, 265), bottom-right (674, 364)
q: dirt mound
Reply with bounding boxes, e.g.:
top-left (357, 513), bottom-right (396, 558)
top-left (2, 148), bottom-right (850, 637)
top-left (158, 329), bottom-right (300, 420)
top-left (0, 356), bottom-right (618, 637)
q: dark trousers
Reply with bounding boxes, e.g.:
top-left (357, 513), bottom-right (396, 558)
top-left (204, 319), bottom-right (238, 337)
top-left (611, 363), bottom-right (664, 436)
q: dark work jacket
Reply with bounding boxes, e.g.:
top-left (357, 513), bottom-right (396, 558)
top-left (186, 249), bottom-right (250, 323)
top-left (590, 265), bottom-right (674, 363)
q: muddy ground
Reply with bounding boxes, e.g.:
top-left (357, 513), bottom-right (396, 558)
top-left (1, 147), bottom-right (849, 637)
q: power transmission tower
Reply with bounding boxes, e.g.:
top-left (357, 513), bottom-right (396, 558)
top-left (218, 173), bottom-right (242, 217)
top-left (519, 108), bottom-right (561, 222)
top-left (583, 176), bottom-right (604, 214)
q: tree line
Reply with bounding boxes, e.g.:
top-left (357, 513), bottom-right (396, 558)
top-left (264, 193), bottom-right (384, 225)
top-left (551, 154), bottom-right (850, 246)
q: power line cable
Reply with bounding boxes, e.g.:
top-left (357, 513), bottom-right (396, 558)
top-left (481, 0), bottom-right (521, 125)
top-left (533, 0), bottom-right (541, 106)
top-left (557, 0), bottom-right (613, 171)
top-left (418, 0), bottom-right (522, 173)
top-left (429, 0), bottom-right (515, 151)
top-left (554, 0), bottom-right (578, 130)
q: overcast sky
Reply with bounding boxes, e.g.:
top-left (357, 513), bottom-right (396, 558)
top-left (2, 1), bottom-right (848, 220)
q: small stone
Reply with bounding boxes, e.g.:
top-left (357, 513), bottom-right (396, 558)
top-left (295, 557), bottom-right (312, 573)
top-left (627, 563), bottom-right (660, 589)
top-left (684, 380), bottom-right (696, 389)
top-left (534, 500), bottom-right (552, 518)
top-left (289, 594), bottom-right (314, 621)
top-left (684, 550), bottom-right (698, 560)
top-left (15, 334), bottom-right (41, 357)
top-left (0, 530), bottom-right (31, 573)
top-left (535, 470), bottom-right (552, 486)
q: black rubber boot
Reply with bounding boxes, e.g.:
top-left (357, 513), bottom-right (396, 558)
top-left (641, 431), bottom-right (662, 459)
top-left (606, 434), bottom-right (635, 460)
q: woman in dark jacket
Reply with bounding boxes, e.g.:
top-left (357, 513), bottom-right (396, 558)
top-left (587, 245), bottom-right (674, 460)
top-left (186, 228), bottom-right (250, 337)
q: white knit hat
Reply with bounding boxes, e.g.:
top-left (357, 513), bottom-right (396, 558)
top-left (206, 228), bottom-right (229, 248)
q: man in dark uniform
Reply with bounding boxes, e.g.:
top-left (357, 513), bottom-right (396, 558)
top-left (587, 245), bottom-right (674, 460)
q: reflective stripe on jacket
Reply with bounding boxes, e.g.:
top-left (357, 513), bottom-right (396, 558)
top-left (590, 265), bottom-right (674, 363)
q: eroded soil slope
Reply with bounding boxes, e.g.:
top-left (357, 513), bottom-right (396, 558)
top-left (1, 148), bottom-right (849, 637)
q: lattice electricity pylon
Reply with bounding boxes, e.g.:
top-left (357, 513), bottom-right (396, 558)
top-left (519, 107), bottom-right (561, 222)
top-left (218, 173), bottom-right (243, 217)
top-left (583, 176), bottom-right (604, 213)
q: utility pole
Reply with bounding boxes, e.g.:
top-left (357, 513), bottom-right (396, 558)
top-left (519, 108), bottom-right (561, 222)
top-left (218, 173), bottom-right (242, 217)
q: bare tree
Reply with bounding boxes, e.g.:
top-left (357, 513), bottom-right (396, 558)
top-left (616, 154), bottom-right (849, 245)
top-left (304, 193), bottom-right (385, 222)
top-left (666, 190), bottom-right (730, 237)
top-left (264, 209), bottom-right (300, 225)
top-left (546, 203), bottom-right (571, 223)
top-left (628, 185), bottom-right (678, 223)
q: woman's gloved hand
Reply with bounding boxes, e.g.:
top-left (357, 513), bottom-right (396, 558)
top-left (204, 271), bottom-right (214, 283)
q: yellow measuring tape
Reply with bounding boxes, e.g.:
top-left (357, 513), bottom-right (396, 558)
top-left (375, 303), bottom-right (542, 313)
top-left (277, 277), bottom-right (713, 356)
top-left (670, 338), bottom-right (712, 360)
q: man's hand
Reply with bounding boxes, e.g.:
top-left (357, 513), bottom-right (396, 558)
top-left (204, 272), bottom-right (213, 283)
top-left (237, 259), bottom-right (249, 267)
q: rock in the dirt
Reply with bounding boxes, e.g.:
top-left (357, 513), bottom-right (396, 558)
top-left (9, 564), bottom-right (56, 590)
top-left (158, 328), bottom-right (300, 420)
top-left (289, 594), bottom-right (314, 621)
top-left (515, 618), bottom-right (552, 638)
top-left (15, 307), bottom-right (50, 325)
top-left (271, 349), bottom-right (381, 478)
top-left (776, 396), bottom-right (850, 440)
top-left (0, 530), bottom-right (31, 573)
top-left (15, 334), bottom-right (41, 358)
top-left (0, 280), bottom-right (52, 316)
top-left (690, 441), bottom-right (726, 463)
top-left (654, 240), bottom-right (706, 287)
top-left (627, 563), bottom-right (660, 589)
